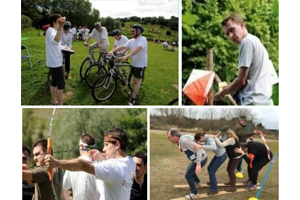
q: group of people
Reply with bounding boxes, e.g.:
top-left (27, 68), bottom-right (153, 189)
top-left (70, 26), bottom-right (90, 41)
top-left (46, 13), bottom-right (148, 105)
top-left (22, 128), bottom-right (147, 200)
top-left (167, 115), bottom-right (273, 199)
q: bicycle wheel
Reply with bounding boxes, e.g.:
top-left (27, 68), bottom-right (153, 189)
top-left (79, 58), bottom-right (90, 80)
top-left (127, 72), bottom-right (134, 91)
top-left (92, 73), bottom-right (117, 102)
top-left (84, 63), bottom-right (108, 88)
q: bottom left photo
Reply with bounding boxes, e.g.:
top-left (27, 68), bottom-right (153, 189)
top-left (22, 108), bottom-right (147, 200)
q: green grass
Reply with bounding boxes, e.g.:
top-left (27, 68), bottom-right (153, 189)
top-left (150, 131), bottom-right (279, 200)
top-left (21, 27), bottom-right (178, 105)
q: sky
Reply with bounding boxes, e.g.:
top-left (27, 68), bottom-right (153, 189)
top-left (90, 0), bottom-right (179, 19)
top-left (151, 107), bottom-right (279, 130)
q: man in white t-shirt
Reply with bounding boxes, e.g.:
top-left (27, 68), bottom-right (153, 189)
top-left (62, 133), bottom-right (104, 200)
top-left (45, 128), bottom-right (136, 200)
top-left (214, 13), bottom-right (273, 105)
top-left (45, 13), bottom-right (66, 105)
top-left (112, 29), bottom-right (128, 55)
top-left (108, 24), bottom-right (148, 106)
top-left (70, 26), bottom-right (77, 41)
top-left (84, 26), bottom-right (90, 41)
top-left (84, 22), bottom-right (109, 52)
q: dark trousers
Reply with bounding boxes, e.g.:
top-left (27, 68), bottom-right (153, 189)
top-left (227, 158), bottom-right (242, 187)
top-left (63, 51), bottom-right (71, 74)
top-left (248, 152), bottom-right (273, 185)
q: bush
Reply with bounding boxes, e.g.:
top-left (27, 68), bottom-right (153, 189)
top-left (21, 15), bottom-right (32, 29)
top-left (166, 30), bottom-right (171, 36)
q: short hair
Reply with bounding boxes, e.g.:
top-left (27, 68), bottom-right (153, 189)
top-left (22, 145), bottom-right (31, 156)
top-left (133, 151), bottom-right (147, 165)
top-left (32, 139), bottom-right (53, 155)
top-left (194, 129), bottom-right (205, 141)
top-left (81, 133), bottom-right (95, 146)
top-left (167, 128), bottom-right (182, 138)
top-left (104, 128), bottom-right (127, 151)
top-left (221, 13), bottom-right (245, 27)
top-left (48, 13), bottom-right (62, 27)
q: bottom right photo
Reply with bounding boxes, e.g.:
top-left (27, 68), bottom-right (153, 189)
top-left (150, 108), bottom-right (278, 200)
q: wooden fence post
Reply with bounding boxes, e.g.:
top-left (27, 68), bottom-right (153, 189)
top-left (206, 49), bottom-right (214, 105)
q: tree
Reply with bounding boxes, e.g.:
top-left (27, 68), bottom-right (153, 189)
top-left (102, 16), bottom-right (115, 32)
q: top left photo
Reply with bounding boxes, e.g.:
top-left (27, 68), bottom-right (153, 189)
top-left (21, 0), bottom-right (179, 106)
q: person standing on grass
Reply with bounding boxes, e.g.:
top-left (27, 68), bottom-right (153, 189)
top-left (234, 142), bottom-right (273, 190)
top-left (62, 133), bottom-right (104, 200)
top-left (46, 13), bottom-right (66, 105)
top-left (130, 151), bottom-right (147, 200)
top-left (108, 24), bottom-right (148, 106)
top-left (194, 129), bottom-right (227, 196)
top-left (112, 29), bottom-right (128, 55)
top-left (167, 128), bottom-right (207, 200)
top-left (214, 13), bottom-right (273, 105)
top-left (84, 22), bottom-right (109, 53)
top-left (210, 126), bottom-right (243, 192)
top-left (61, 21), bottom-right (73, 80)
top-left (44, 128), bottom-right (136, 200)
top-left (22, 139), bottom-right (63, 200)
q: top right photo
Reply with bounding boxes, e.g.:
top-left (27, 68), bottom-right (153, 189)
top-left (182, 0), bottom-right (279, 106)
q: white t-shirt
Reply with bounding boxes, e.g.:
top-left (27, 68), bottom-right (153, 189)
top-left (114, 35), bottom-right (129, 55)
top-left (46, 27), bottom-right (63, 68)
top-left (90, 27), bottom-right (110, 49)
top-left (61, 31), bottom-right (73, 48)
top-left (70, 27), bottom-right (77, 35)
top-left (238, 34), bottom-right (273, 105)
top-left (63, 156), bottom-right (104, 200)
top-left (93, 156), bottom-right (135, 200)
top-left (85, 28), bottom-right (90, 35)
top-left (124, 35), bottom-right (148, 68)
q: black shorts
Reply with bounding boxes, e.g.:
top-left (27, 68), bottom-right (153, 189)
top-left (130, 66), bottom-right (146, 79)
top-left (49, 66), bottom-right (65, 89)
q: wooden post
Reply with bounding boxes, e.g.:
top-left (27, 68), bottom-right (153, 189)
top-left (214, 74), bottom-right (238, 105)
top-left (206, 49), bottom-right (214, 105)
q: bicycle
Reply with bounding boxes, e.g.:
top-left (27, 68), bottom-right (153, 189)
top-left (92, 54), bottom-right (135, 102)
top-left (84, 54), bottom-right (108, 88)
top-left (79, 43), bottom-right (106, 80)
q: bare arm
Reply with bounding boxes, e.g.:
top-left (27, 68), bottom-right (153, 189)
top-left (62, 189), bottom-right (70, 200)
top-left (214, 67), bottom-right (249, 100)
top-left (54, 18), bottom-right (65, 43)
top-left (45, 155), bottom-right (95, 175)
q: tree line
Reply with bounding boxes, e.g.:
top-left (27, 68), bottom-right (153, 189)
top-left (21, 0), bottom-right (178, 31)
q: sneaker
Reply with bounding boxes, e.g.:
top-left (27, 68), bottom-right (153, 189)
top-left (247, 184), bottom-right (257, 191)
top-left (129, 98), bottom-right (136, 106)
top-left (243, 180), bottom-right (252, 186)
top-left (185, 193), bottom-right (199, 199)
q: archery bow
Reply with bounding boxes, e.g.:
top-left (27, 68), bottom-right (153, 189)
top-left (47, 108), bottom-right (58, 200)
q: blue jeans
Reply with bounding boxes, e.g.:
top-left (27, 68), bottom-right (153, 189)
top-left (185, 157), bottom-right (208, 195)
top-left (207, 153), bottom-right (228, 191)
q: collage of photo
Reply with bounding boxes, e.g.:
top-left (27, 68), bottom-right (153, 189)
top-left (21, 0), bottom-right (279, 200)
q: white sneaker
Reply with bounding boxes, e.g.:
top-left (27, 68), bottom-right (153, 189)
top-left (185, 193), bottom-right (199, 199)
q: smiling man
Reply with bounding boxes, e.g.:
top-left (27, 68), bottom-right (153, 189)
top-left (44, 128), bottom-right (136, 200)
top-left (214, 13), bottom-right (273, 105)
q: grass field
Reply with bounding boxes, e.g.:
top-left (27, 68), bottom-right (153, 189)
top-left (21, 27), bottom-right (178, 105)
top-left (150, 131), bottom-right (279, 200)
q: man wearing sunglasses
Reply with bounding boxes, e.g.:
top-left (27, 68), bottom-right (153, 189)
top-left (108, 24), bottom-right (148, 106)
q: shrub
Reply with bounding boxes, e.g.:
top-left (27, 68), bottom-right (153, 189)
top-left (166, 30), bottom-right (171, 36)
top-left (21, 15), bottom-right (32, 29)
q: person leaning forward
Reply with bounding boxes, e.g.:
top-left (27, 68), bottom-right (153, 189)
top-left (214, 13), bottom-right (273, 105)
top-left (22, 139), bottom-right (63, 200)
